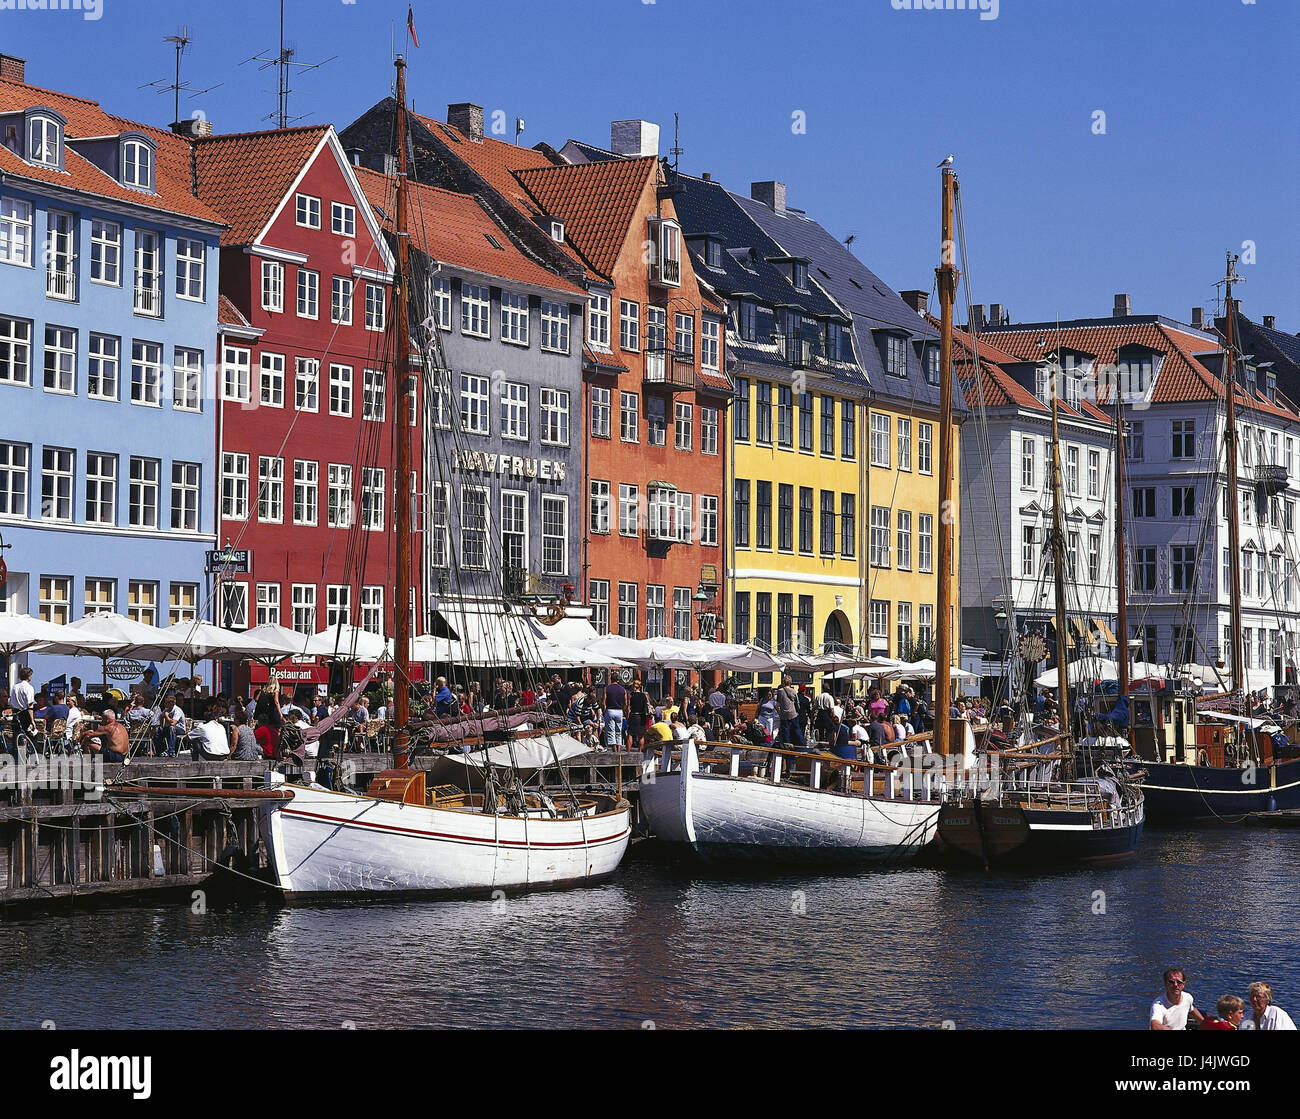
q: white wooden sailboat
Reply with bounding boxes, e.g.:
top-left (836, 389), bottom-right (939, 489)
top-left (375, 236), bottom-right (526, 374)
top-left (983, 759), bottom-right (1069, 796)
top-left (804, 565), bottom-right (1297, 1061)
top-left (256, 54), bottom-right (631, 898)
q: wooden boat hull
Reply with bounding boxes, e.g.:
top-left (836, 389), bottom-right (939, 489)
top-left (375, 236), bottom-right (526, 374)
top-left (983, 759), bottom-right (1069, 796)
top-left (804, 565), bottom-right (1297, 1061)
top-left (937, 797), bottom-right (1144, 867)
top-left (1126, 757), bottom-right (1300, 824)
top-left (258, 785), bottom-right (631, 897)
top-left (639, 743), bottom-right (939, 863)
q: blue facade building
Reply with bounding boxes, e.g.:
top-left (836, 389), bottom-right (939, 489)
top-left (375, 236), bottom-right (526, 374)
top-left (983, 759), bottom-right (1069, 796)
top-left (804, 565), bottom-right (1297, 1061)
top-left (0, 59), bottom-right (225, 689)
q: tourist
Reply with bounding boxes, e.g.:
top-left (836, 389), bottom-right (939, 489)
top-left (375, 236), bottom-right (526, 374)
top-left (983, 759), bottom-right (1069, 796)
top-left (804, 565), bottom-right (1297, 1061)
top-left (191, 708), bottom-right (232, 761)
top-left (776, 677), bottom-right (804, 747)
top-left (78, 708), bottom-right (129, 763)
top-left (245, 688), bottom-right (261, 722)
top-left (64, 694), bottom-right (84, 742)
top-left (11, 666), bottom-right (35, 737)
top-left (230, 710), bottom-right (262, 761)
top-left (1149, 967), bottom-right (1204, 1030)
top-left (254, 682), bottom-right (284, 756)
top-left (602, 674), bottom-right (627, 748)
top-left (153, 694), bottom-right (187, 758)
top-left (707, 683), bottom-right (727, 710)
top-left (755, 688), bottom-right (777, 741)
top-left (353, 695), bottom-right (371, 724)
top-left (125, 693), bottom-right (151, 729)
top-left (625, 678), bottom-right (650, 749)
top-left (1242, 982), bottom-right (1298, 1030)
top-left (684, 717), bottom-right (707, 745)
top-left (1199, 995), bottom-right (1246, 1030)
top-left (867, 711), bottom-right (889, 755)
top-left (644, 715), bottom-right (674, 750)
top-left (45, 689), bottom-right (71, 730)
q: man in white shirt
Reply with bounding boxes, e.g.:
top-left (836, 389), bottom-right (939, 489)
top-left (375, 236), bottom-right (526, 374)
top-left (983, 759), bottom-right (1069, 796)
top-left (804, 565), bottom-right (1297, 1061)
top-left (153, 694), bottom-right (187, 758)
top-left (11, 666), bottom-right (35, 734)
top-left (1149, 968), bottom-right (1204, 1030)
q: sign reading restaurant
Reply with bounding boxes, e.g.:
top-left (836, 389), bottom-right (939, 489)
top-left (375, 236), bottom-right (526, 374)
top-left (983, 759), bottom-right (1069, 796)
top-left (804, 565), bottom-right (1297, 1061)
top-left (452, 449), bottom-right (567, 483)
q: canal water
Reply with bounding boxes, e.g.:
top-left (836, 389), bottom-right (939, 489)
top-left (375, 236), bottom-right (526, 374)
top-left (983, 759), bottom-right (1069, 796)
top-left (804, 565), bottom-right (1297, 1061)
top-left (2, 828), bottom-right (1296, 1030)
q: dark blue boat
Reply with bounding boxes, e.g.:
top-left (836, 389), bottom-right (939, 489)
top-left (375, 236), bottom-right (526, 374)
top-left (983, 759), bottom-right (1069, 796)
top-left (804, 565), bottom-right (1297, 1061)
top-left (1128, 756), bottom-right (1300, 824)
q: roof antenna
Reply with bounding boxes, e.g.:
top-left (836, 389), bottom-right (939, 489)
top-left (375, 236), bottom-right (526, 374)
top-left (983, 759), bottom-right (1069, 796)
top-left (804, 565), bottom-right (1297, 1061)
top-left (241, 0), bottom-right (336, 128)
top-left (139, 27), bottom-right (223, 130)
top-left (670, 112), bottom-right (683, 172)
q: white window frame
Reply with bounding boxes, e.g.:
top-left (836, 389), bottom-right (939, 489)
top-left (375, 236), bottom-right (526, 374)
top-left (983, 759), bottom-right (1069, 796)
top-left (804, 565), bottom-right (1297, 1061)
top-left (130, 339), bottom-right (162, 406)
top-left (328, 363), bottom-right (352, 417)
top-left (0, 316), bottom-right (31, 385)
top-left (89, 218), bottom-right (120, 285)
top-left (620, 391), bottom-right (639, 443)
top-left (0, 441), bottom-right (28, 517)
top-left (256, 582), bottom-right (281, 627)
top-left (588, 291), bottom-right (611, 349)
top-left (173, 347), bottom-right (203, 412)
top-left (501, 291), bottom-right (529, 346)
top-left (257, 455), bottom-right (283, 524)
top-left (360, 466), bottom-right (384, 531)
top-left (500, 490), bottom-right (528, 574)
top-left (700, 494), bottom-right (719, 547)
top-left (291, 583), bottom-right (316, 635)
top-left (259, 352), bottom-right (285, 408)
top-left (43, 324), bottom-right (76, 395)
top-left (501, 381), bottom-right (529, 441)
top-left (540, 388), bottom-right (569, 446)
top-left (297, 268), bottom-right (319, 319)
top-left (362, 368), bottom-right (385, 422)
top-left (295, 357), bottom-right (319, 412)
top-left (461, 283), bottom-right (490, 338)
top-left (589, 479), bottom-right (611, 535)
top-left (701, 318), bottom-right (720, 371)
top-left (293, 459), bottom-right (318, 526)
top-left (85, 451), bottom-right (116, 526)
top-left (261, 259), bottom-right (284, 313)
top-left (170, 461), bottom-right (200, 531)
top-left (295, 193), bottom-right (321, 229)
top-left (127, 455), bottom-right (159, 529)
top-left (331, 202), bottom-right (356, 237)
top-left (327, 463), bottom-right (353, 529)
top-left (701, 406), bottom-right (719, 455)
top-left (221, 452), bottom-right (249, 520)
top-left (541, 300), bottom-right (570, 354)
top-left (675, 401), bottom-right (693, 451)
top-left (222, 344), bottom-right (250, 403)
top-left (619, 299), bottom-right (640, 351)
top-left (918, 422), bottom-right (934, 475)
top-left (330, 275), bottom-right (353, 325)
top-left (460, 373), bottom-right (489, 434)
top-left (460, 486), bottom-right (490, 570)
top-left (176, 237), bottom-right (205, 302)
top-left (364, 282), bottom-right (386, 332)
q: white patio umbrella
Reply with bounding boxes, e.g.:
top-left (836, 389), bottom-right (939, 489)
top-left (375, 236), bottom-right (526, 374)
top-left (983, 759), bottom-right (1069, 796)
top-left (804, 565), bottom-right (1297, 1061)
top-left (241, 623), bottom-right (314, 666)
top-left (35, 612), bottom-right (186, 690)
top-left (1034, 660), bottom-right (1120, 689)
top-left (889, 659), bottom-right (979, 682)
top-left (0, 614), bottom-right (117, 657)
top-left (303, 623), bottom-right (391, 662)
top-left (155, 621), bottom-right (294, 663)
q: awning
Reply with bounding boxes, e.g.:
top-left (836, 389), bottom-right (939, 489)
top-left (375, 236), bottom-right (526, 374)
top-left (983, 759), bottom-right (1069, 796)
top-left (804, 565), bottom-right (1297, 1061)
top-left (1093, 617), bottom-right (1118, 646)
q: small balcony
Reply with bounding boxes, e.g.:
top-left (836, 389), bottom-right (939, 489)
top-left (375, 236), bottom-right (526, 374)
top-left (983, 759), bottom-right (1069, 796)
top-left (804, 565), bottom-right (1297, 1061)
top-left (643, 349), bottom-right (698, 391)
top-left (652, 255), bottom-right (681, 288)
top-left (1255, 463), bottom-right (1289, 496)
top-left (46, 268), bottom-right (76, 301)
top-left (134, 285), bottom-right (162, 317)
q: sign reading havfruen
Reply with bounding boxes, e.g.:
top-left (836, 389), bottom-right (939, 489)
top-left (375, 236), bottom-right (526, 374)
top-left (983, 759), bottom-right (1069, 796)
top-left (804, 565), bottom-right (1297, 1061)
top-left (206, 548), bottom-right (251, 574)
top-left (452, 449), bottom-right (567, 482)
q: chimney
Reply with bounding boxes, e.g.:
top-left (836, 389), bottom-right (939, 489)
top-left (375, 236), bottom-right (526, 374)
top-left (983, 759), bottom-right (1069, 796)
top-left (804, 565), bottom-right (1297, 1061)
top-left (0, 54), bottom-right (25, 84)
top-left (448, 103), bottom-right (484, 141)
top-left (968, 305), bottom-right (986, 333)
top-left (988, 302), bottom-right (1004, 327)
top-left (702, 172), bottom-right (711, 182)
top-left (751, 181), bottom-right (786, 214)
top-left (610, 119), bottom-right (659, 158)
top-left (899, 289), bottom-right (929, 315)
top-left (1191, 307), bottom-right (1204, 330)
top-left (1113, 293), bottom-right (1131, 317)
top-left (170, 118), bottom-right (213, 138)
top-left (1264, 315), bottom-right (1276, 330)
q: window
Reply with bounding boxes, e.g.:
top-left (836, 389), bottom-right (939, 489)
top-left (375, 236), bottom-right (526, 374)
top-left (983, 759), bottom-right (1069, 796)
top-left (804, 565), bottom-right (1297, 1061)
top-left (776, 385), bottom-right (793, 447)
top-left (261, 259), bottom-right (284, 313)
top-left (1021, 526), bottom-right (1035, 576)
top-left (461, 283), bottom-right (490, 337)
top-left (129, 339), bottom-right (162, 406)
top-left (701, 406), bottom-right (719, 455)
top-left (820, 395), bottom-right (835, 456)
top-left (330, 202), bottom-right (356, 237)
top-left (541, 300), bottom-right (570, 353)
top-left (176, 237), bottom-right (205, 301)
top-left (590, 385), bottom-right (611, 438)
top-left (89, 219), bottom-right (120, 285)
top-left (327, 463), bottom-right (352, 528)
top-left (896, 509), bottom-right (912, 570)
top-left (0, 316), bottom-right (31, 384)
top-left (870, 601), bottom-right (890, 651)
top-left (820, 490), bottom-right (836, 556)
top-left (168, 347), bottom-right (202, 412)
top-left (756, 381), bottom-right (772, 444)
top-left (740, 300), bottom-right (757, 342)
top-left (918, 513), bottom-right (934, 572)
top-left (777, 484), bottom-right (793, 552)
top-left (702, 319), bottom-right (720, 371)
top-left (734, 479), bottom-right (750, 548)
top-left (331, 276), bottom-right (353, 325)
top-left (1172, 419), bottom-right (1195, 459)
top-left (259, 352), bottom-right (285, 408)
top-left (293, 460), bottom-right (317, 525)
top-left (288, 357), bottom-right (319, 413)
top-left (755, 480), bottom-right (772, 549)
top-left (46, 210), bottom-right (74, 299)
top-left (842, 494), bottom-right (856, 558)
top-left (776, 592), bottom-right (793, 653)
top-left (170, 461), bottom-right (200, 531)
top-left (733, 378), bottom-right (750, 442)
top-left (0, 442), bottom-right (27, 517)
top-left (256, 583), bottom-right (281, 627)
top-left (291, 584), bottom-right (316, 635)
top-left (221, 452), bottom-right (248, 519)
top-left (460, 373), bottom-right (489, 434)
top-left (755, 593), bottom-right (772, 652)
top-left (842, 402), bottom-right (857, 460)
top-left (645, 585), bottom-right (666, 639)
top-left (618, 484), bottom-right (639, 536)
top-left (675, 401), bottom-right (693, 451)
top-left (133, 230), bottom-right (161, 315)
top-left (620, 391), bottom-right (639, 442)
top-left (365, 283), bottom-right (386, 332)
top-left (85, 578), bottom-right (115, 616)
top-left (0, 198), bottom-right (32, 266)
top-left (619, 300), bottom-right (640, 351)
top-left (359, 586), bottom-right (383, 635)
top-left (360, 467), bottom-right (384, 532)
top-left (870, 505), bottom-right (889, 567)
top-left (429, 483), bottom-right (449, 569)
top-left (648, 488), bottom-right (675, 540)
top-left (542, 496), bottom-right (568, 575)
top-left (1125, 420), bottom-right (1144, 462)
top-left (501, 291), bottom-right (529, 346)
top-left (169, 582), bottom-right (198, 626)
top-left (918, 422), bottom-right (933, 474)
top-left (1087, 449), bottom-right (1101, 499)
top-left (296, 268), bottom-right (319, 318)
top-left (501, 381), bottom-right (529, 440)
top-left (501, 490), bottom-right (527, 573)
top-left (85, 452), bottom-right (116, 525)
top-left (1171, 545), bottom-right (1196, 592)
top-left (1067, 530), bottom-right (1080, 578)
top-left (798, 487), bottom-right (813, 553)
top-left (792, 260), bottom-right (808, 291)
top-left (128, 456), bottom-right (159, 528)
top-left (430, 277), bottom-right (452, 329)
top-left (295, 193), bottom-right (321, 228)
top-left (733, 592), bottom-right (751, 644)
top-left (1132, 487), bottom-right (1156, 518)
top-left (43, 325), bottom-right (75, 394)
top-left (896, 601), bottom-right (913, 655)
top-left (532, 386), bottom-right (567, 446)
top-left (870, 413), bottom-right (890, 467)
top-left (675, 312), bottom-right (694, 358)
top-left (1088, 533), bottom-right (1101, 582)
top-left (41, 447), bottom-right (73, 522)
top-left (257, 456), bottom-right (283, 523)
top-left (1021, 437), bottom-right (1036, 489)
top-left (127, 581), bottom-right (157, 626)
top-left (221, 344), bottom-right (249, 403)
top-left (647, 395), bottom-right (666, 446)
top-left (1065, 446), bottom-right (1079, 495)
top-left (669, 587), bottom-right (690, 641)
top-left (925, 346), bottom-right (940, 386)
top-left (362, 368), bottom-right (385, 422)
top-left (589, 580), bottom-right (609, 635)
top-left (590, 480), bottom-right (611, 535)
top-left (1172, 486), bottom-right (1195, 517)
top-left (618, 583), bottom-right (638, 638)
top-left (38, 575), bottom-right (71, 624)
top-left (588, 292), bottom-right (610, 348)
top-left (795, 390), bottom-right (814, 453)
top-left (885, 334), bottom-right (907, 377)
top-left (26, 115), bottom-right (58, 165)
top-left (700, 494), bottom-right (718, 547)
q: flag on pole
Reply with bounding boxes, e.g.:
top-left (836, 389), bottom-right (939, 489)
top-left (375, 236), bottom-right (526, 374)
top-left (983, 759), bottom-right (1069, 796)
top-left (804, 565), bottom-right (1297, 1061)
top-left (407, 5), bottom-right (420, 48)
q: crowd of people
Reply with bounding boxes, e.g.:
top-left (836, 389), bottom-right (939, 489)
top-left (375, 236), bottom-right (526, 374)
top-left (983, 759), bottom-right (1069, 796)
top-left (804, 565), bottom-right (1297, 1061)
top-left (1149, 967), bottom-right (1295, 1030)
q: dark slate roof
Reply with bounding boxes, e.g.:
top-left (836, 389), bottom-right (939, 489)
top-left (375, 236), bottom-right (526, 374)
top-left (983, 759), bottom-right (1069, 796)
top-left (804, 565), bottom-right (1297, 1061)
top-left (564, 139), bottom-right (618, 163)
top-left (735, 191), bottom-right (967, 414)
top-left (1229, 313), bottom-right (1300, 403)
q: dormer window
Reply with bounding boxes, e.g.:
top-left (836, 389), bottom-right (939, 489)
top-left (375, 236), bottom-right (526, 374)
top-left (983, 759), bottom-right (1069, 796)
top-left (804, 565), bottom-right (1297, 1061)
top-left (27, 115), bottom-right (60, 167)
top-left (882, 333), bottom-right (907, 378)
top-left (705, 239), bottom-right (722, 269)
top-left (647, 217), bottom-right (681, 287)
top-left (549, 220), bottom-right (564, 244)
top-left (121, 138), bottom-right (153, 191)
top-left (925, 344), bottom-right (940, 385)
top-left (1115, 345), bottom-right (1156, 400)
top-left (792, 261), bottom-right (808, 292)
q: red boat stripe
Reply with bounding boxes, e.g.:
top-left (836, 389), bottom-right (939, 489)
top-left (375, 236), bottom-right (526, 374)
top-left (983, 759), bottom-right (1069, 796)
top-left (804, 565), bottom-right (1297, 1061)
top-left (280, 807), bottom-right (631, 850)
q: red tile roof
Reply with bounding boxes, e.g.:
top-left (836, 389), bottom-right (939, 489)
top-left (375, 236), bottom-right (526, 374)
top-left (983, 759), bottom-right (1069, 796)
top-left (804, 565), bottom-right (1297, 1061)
top-left (413, 114), bottom-right (558, 216)
top-left (514, 157), bottom-right (656, 283)
top-left (0, 77), bottom-right (224, 225)
top-left (355, 167), bottom-right (583, 296)
top-left (217, 294), bottom-right (254, 329)
top-left (190, 125), bottom-right (331, 246)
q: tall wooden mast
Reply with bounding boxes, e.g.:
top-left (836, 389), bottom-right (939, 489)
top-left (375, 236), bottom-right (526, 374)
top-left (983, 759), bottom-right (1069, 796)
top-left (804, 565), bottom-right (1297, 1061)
top-left (1222, 252), bottom-right (1245, 711)
top-left (1114, 379), bottom-right (1129, 698)
top-left (1048, 359), bottom-right (1072, 759)
top-left (392, 55), bottom-right (413, 766)
top-left (934, 164), bottom-right (958, 755)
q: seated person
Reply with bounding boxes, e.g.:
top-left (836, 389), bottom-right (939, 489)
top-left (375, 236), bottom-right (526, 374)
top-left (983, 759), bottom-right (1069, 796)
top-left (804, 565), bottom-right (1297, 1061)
top-left (190, 714), bottom-right (233, 761)
top-left (78, 708), bottom-right (130, 763)
top-left (644, 718), bottom-right (674, 749)
top-left (1199, 994), bottom-right (1246, 1030)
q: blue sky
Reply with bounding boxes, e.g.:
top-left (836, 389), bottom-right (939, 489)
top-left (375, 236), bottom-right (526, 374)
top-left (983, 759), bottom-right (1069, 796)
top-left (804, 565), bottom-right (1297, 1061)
top-left (7, 0), bottom-right (1297, 330)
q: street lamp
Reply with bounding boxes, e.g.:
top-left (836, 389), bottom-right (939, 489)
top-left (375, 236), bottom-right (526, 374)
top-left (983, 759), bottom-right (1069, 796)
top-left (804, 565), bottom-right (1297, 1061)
top-left (693, 583), bottom-right (717, 641)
